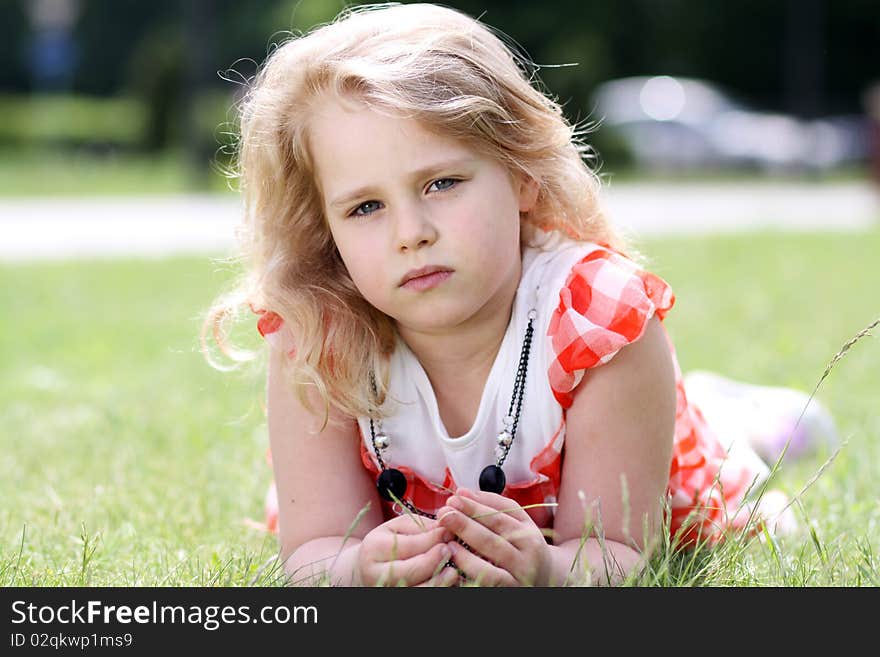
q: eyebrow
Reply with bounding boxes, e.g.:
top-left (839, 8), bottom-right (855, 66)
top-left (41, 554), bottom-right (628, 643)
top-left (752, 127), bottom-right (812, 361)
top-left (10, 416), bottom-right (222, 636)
top-left (328, 157), bottom-right (476, 209)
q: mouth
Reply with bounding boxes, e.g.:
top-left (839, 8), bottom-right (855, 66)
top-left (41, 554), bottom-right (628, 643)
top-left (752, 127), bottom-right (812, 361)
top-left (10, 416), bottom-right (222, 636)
top-left (399, 265), bottom-right (455, 289)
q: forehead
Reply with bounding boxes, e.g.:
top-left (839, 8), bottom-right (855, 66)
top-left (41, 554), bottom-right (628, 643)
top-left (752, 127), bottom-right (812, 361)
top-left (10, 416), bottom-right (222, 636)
top-left (306, 96), bottom-right (477, 196)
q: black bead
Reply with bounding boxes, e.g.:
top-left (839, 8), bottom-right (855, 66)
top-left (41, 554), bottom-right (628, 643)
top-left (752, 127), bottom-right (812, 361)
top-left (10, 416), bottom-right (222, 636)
top-left (479, 465), bottom-right (506, 494)
top-left (377, 468), bottom-right (407, 502)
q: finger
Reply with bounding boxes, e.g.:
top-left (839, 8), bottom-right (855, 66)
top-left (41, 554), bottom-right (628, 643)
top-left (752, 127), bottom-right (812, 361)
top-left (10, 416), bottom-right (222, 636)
top-left (376, 525), bottom-right (450, 562)
top-left (443, 494), bottom-right (520, 539)
top-left (377, 542), bottom-right (452, 587)
top-left (437, 505), bottom-right (519, 567)
top-left (456, 488), bottom-right (532, 523)
top-left (452, 490), bottom-right (543, 551)
top-left (416, 565), bottom-right (461, 588)
top-left (383, 513), bottom-right (441, 535)
top-left (447, 540), bottom-right (517, 587)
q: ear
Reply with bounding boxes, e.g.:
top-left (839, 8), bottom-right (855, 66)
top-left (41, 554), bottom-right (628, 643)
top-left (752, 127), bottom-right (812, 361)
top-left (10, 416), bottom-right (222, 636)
top-left (516, 173), bottom-right (540, 214)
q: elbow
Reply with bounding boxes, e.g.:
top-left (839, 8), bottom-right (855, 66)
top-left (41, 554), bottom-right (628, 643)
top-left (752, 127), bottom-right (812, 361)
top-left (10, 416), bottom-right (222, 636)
top-left (278, 541), bottom-right (300, 583)
top-left (276, 536), bottom-right (364, 586)
top-left (279, 540), bottom-right (326, 586)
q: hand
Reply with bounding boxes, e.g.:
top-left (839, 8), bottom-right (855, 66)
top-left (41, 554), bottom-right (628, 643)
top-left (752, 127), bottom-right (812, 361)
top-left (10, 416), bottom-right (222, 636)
top-left (357, 513), bottom-right (460, 587)
top-left (437, 488), bottom-right (552, 586)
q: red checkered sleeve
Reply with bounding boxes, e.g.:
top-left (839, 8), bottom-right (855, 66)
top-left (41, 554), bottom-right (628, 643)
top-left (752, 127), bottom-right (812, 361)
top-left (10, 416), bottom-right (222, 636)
top-left (547, 247), bottom-right (675, 408)
top-left (253, 307), bottom-right (297, 356)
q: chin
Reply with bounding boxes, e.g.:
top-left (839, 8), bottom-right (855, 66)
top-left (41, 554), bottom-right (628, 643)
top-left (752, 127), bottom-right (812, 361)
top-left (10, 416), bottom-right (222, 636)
top-left (395, 302), bottom-right (478, 334)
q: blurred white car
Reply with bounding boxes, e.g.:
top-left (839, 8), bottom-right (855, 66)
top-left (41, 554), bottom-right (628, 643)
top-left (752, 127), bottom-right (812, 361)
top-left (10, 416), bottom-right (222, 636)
top-left (591, 75), bottom-right (868, 173)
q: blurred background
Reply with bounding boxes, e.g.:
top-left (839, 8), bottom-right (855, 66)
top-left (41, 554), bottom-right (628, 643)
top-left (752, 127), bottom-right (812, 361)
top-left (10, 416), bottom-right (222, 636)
top-left (1, 0), bottom-right (878, 199)
top-left (2, 0), bottom-right (879, 586)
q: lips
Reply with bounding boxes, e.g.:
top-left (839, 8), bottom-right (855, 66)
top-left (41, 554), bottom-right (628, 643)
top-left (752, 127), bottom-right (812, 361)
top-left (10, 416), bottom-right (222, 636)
top-left (399, 265), bottom-right (454, 287)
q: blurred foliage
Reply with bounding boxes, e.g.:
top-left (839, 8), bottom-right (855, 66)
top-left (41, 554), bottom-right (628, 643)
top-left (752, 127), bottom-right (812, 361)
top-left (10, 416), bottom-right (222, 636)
top-left (0, 94), bottom-right (145, 147)
top-left (0, 90), bottom-right (234, 154)
top-left (1, 0), bottom-right (877, 174)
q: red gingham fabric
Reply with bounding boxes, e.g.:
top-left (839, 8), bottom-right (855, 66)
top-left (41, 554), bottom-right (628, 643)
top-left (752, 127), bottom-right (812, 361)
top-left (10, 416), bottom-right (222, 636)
top-left (358, 421), bottom-right (564, 529)
top-left (545, 245), bottom-right (763, 545)
top-left (254, 306), bottom-right (296, 357)
top-left (547, 247), bottom-right (674, 408)
top-left (257, 244), bottom-right (769, 547)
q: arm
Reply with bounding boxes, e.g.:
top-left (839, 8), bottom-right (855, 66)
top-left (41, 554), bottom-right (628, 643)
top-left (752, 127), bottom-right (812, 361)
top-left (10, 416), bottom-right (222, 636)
top-left (267, 347), bottom-right (457, 587)
top-left (547, 315), bottom-right (677, 585)
top-left (437, 316), bottom-right (675, 586)
top-left (266, 346), bottom-right (384, 585)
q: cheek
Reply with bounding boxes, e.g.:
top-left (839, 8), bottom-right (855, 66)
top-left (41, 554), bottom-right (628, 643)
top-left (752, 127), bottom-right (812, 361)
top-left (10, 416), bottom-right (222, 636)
top-left (465, 189), bottom-right (521, 248)
top-left (329, 225), bottom-right (369, 279)
top-left (336, 242), bottom-right (387, 299)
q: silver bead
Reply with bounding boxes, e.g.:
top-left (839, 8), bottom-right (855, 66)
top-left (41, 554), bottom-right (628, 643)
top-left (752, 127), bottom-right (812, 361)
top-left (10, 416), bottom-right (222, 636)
top-left (494, 445), bottom-right (507, 461)
top-left (497, 430), bottom-right (512, 446)
top-left (374, 434), bottom-right (390, 450)
top-left (502, 415), bottom-right (514, 429)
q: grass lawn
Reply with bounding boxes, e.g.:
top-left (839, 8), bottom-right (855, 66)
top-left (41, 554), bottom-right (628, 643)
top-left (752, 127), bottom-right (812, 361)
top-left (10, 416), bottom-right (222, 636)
top-left (1, 229), bottom-right (878, 586)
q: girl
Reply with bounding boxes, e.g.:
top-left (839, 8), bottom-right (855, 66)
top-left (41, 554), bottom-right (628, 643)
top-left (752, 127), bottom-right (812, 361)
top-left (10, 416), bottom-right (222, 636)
top-left (205, 3), bottom-right (835, 586)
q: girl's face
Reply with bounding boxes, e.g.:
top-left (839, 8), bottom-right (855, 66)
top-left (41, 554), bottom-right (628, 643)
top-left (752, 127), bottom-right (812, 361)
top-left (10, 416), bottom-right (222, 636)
top-left (309, 96), bottom-right (538, 336)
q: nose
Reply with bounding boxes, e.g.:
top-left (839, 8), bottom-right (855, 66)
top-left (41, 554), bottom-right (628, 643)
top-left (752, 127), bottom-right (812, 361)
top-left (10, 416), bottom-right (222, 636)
top-left (394, 203), bottom-right (438, 253)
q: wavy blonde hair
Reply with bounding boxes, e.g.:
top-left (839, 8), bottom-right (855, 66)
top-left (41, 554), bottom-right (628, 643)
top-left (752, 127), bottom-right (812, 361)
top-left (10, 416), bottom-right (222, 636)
top-left (203, 2), bottom-right (627, 423)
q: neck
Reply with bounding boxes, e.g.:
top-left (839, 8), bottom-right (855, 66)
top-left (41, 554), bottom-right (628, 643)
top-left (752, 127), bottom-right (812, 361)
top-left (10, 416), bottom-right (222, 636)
top-left (397, 264), bottom-right (520, 390)
top-left (404, 312), bottom-right (508, 385)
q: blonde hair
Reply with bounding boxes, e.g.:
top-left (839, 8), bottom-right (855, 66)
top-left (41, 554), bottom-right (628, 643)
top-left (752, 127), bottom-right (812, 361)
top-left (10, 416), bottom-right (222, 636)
top-left (203, 2), bottom-right (627, 423)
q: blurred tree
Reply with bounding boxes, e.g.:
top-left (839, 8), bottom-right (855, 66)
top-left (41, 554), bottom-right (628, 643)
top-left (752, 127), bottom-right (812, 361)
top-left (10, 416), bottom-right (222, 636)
top-left (825, 0), bottom-right (880, 115)
top-left (126, 25), bottom-right (184, 152)
top-left (182, 0), bottom-right (218, 184)
top-left (72, 0), bottom-right (174, 95)
top-left (785, 0), bottom-right (825, 117)
top-left (3, 0), bottom-right (875, 114)
top-left (2, 0), bottom-right (876, 172)
top-left (2, 3), bottom-right (29, 90)
top-left (267, 0), bottom-right (349, 35)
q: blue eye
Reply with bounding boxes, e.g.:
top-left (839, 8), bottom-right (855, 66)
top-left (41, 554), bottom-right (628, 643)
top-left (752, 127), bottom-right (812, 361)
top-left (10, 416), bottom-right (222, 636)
top-left (351, 200), bottom-right (383, 217)
top-left (428, 178), bottom-right (459, 192)
top-left (347, 179), bottom-right (459, 217)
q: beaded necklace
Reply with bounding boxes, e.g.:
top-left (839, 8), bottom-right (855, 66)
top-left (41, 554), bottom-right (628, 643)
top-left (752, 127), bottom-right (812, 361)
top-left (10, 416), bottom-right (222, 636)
top-left (369, 308), bottom-right (537, 518)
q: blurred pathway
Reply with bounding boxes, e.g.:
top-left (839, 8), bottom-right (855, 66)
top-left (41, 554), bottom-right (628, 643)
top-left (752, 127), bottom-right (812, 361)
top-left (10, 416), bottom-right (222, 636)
top-left (606, 180), bottom-right (878, 237)
top-left (1, 181), bottom-right (877, 261)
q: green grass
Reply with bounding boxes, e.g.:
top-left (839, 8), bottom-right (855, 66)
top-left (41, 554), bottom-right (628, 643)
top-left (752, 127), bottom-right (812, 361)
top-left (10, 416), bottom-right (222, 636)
top-left (1, 229), bottom-right (878, 586)
top-left (641, 230), bottom-right (880, 585)
top-left (0, 258), bottom-right (281, 585)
